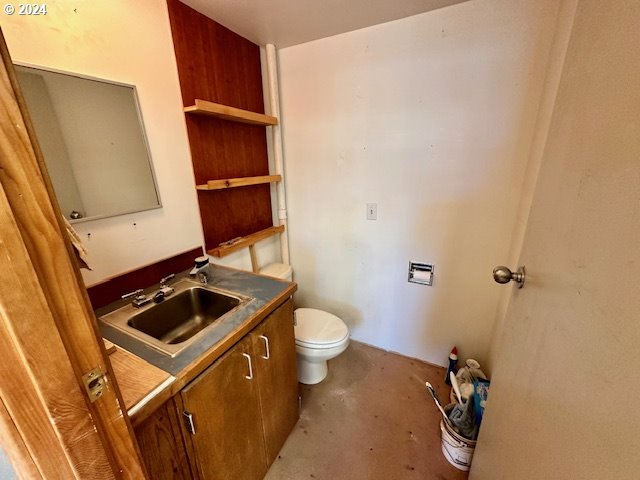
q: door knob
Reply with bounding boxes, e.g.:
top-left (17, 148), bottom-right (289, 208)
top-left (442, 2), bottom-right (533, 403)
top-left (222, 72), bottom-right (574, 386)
top-left (493, 266), bottom-right (525, 288)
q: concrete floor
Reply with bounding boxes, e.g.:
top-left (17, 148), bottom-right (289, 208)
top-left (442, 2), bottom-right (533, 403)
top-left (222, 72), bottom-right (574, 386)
top-left (265, 341), bottom-right (470, 480)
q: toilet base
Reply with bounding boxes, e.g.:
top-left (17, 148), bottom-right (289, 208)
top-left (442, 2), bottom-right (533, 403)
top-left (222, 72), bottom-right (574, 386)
top-left (296, 357), bottom-right (328, 385)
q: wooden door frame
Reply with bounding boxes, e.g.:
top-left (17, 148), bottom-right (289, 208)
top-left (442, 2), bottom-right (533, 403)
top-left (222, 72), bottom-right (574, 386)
top-left (0, 29), bottom-right (146, 478)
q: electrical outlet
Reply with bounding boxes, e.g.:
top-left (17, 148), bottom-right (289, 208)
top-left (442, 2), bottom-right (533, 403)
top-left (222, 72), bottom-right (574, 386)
top-left (366, 203), bottom-right (377, 220)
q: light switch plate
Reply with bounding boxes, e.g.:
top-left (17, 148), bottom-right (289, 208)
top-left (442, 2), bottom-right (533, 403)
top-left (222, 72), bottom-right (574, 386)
top-left (366, 203), bottom-right (377, 220)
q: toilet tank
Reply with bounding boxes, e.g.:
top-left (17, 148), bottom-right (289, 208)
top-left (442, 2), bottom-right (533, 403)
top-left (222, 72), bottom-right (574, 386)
top-left (259, 262), bottom-right (293, 281)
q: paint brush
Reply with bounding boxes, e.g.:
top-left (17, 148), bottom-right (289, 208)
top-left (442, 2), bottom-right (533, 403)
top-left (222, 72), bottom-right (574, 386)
top-left (450, 372), bottom-right (463, 404)
top-left (425, 382), bottom-right (453, 427)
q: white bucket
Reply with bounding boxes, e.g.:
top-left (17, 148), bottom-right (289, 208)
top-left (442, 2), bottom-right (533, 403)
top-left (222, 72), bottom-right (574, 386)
top-left (440, 420), bottom-right (476, 471)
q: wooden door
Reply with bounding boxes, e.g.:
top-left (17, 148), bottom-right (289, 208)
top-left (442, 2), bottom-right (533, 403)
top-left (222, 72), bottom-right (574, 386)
top-left (470, 1), bottom-right (640, 479)
top-left (0, 29), bottom-right (145, 478)
top-left (181, 335), bottom-right (267, 480)
top-left (251, 300), bottom-right (299, 465)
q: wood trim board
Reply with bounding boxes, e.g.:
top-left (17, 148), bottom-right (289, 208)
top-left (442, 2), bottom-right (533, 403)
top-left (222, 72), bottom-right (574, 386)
top-left (196, 174), bottom-right (281, 191)
top-left (185, 99), bottom-right (278, 126)
top-left (208, 225), bottom-right (285, 258)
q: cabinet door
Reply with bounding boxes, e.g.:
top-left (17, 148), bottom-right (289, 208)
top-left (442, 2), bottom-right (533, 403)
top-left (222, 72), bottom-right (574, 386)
top-left (252, 300), bottom-right (299, 464)
top-left (181, 335), bottom-right (267, 480)
top-left (134, 399), bottom-right (193, 480)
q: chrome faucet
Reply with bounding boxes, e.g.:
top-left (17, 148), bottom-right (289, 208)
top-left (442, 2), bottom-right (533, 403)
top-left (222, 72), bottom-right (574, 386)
top-left (190, 255), bottom-right (210, 285)
top-left (160, 273), bottom-right (175, 288)
top-left (154, 274), bottom-right (176, 303)
top-left (121, 289), bottom-right (151, 308)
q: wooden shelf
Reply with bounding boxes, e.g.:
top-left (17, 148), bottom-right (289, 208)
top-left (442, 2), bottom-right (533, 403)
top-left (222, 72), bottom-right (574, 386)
top-left (184, 99), bottom-right (278, 126)
top-left (208, 225), bottom-right (285, 258)
top-left (196, 175), bottom-right (281, 191)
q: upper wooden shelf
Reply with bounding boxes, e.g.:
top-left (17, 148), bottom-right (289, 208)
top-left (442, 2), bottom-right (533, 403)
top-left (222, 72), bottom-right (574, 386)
top-left (184, 99), bottom-right (278, 126)
top-left (208, 225), bottom-right (285, 258)
top-left (196, 175), bottom-right (281, 191)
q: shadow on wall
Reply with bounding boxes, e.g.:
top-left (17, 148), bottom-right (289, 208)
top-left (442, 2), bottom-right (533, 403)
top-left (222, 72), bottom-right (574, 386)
top-left (291, 242), bottom-right (364, 332)
top-left (405, 174), bottom-right (523, 366)
top-left (413, 198), bottom-right (478, 365)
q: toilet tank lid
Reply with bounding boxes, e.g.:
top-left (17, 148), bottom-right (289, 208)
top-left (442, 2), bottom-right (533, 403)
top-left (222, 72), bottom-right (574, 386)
top-left (260, 262), bottom-right (292, 279)
top-left (294, 308), bottom-right (349, 345)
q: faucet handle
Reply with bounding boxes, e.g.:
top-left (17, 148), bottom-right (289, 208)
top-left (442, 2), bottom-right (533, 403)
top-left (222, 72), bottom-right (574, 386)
top-left (194, 256), bottom-right (209, 268)
top-left (190, 256), bottom-right (210, 276)
top-left (121, 288), bottom-right (144, 300)
top-left (160, 273), bottom-right (175, 286)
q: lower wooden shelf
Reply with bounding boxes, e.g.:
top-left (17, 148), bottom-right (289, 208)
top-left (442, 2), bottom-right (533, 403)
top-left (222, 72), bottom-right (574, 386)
top-left (196, 175), bottom-right (281, 191)
top-left (207, 225), bottom-right (285, 258)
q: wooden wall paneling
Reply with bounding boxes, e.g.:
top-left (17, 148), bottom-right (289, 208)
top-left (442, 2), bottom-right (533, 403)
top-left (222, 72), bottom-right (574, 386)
top-left (0, 30), bottom-right (146, 478)
top-left (167, 0), bottom-right (265, 110)
top-left (167, 0), bottom-right (274, 250)
top-left (87, 246), bottom-right (203, 309)
top-left (199, 186), bottom-right (273, 248)
top-left (185, 116), bottom-right (270, 181)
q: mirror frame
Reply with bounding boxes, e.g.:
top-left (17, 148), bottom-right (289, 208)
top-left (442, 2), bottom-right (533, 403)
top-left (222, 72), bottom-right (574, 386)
top-left (14, 62), bottom-right (163, 223)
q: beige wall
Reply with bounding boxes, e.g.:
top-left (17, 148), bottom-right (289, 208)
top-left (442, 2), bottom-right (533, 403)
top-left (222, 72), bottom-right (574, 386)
top-left (2, 1), bottom-right (203, 284)
top-left (486, 0), bottom-right (579, 371)
top-left (2, 1), bottom-right (280, 283)
top-left (471, 0), bottom-right (640, 477)
top-left (278, 0), bottom-right (561, 366)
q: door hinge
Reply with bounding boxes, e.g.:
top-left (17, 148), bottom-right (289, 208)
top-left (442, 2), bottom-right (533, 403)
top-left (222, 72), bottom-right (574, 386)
top-left (82, 367), bottom-right (107, 403)
top-left (183, 411), bottom-right (196, 435)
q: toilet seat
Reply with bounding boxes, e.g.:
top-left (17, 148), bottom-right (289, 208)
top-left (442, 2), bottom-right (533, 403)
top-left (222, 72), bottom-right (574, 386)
top-left (296, 336), bottom-right (349, 350)
top-left (294, 308), bottom-right (349, 348)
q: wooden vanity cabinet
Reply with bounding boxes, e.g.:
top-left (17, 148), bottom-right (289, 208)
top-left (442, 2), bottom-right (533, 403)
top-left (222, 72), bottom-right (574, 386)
top-left (134, 400), bottom-right (193, 480)
top-left (135, 299), bottom-right (298, 479)
top-left (182, 333), bottom-right (268, 480)
top-left (250, 300), bottom-right (299, 465)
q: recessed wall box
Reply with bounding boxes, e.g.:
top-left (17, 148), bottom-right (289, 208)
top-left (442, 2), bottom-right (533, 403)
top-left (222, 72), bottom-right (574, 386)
top-left (408, 262), bottom-right (434, 286)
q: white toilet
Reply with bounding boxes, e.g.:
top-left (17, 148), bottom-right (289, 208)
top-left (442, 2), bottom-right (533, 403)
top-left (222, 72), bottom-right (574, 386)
top-left (260, 263), bottom-right (350, 385)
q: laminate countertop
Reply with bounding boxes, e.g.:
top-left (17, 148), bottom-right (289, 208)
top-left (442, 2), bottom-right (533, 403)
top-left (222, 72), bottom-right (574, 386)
top-left (100, 264), bottom-right (297, 426)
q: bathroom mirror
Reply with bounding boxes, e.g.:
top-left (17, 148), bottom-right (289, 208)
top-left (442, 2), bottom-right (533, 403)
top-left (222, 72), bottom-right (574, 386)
top-left (15, 65), bottom-right (161, 223)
